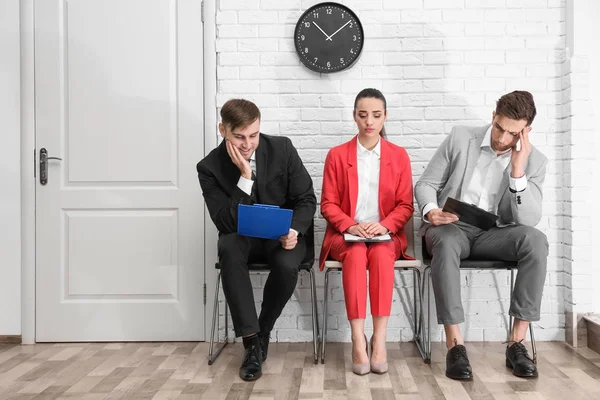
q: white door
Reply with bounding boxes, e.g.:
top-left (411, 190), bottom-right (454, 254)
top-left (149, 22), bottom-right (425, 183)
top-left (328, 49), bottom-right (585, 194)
top-left (35, 0), bottom-right (205, 341)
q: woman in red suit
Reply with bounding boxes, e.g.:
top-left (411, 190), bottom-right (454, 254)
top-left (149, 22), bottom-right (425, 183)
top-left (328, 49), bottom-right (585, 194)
top-left (319, 89), bottom-right (414, 375)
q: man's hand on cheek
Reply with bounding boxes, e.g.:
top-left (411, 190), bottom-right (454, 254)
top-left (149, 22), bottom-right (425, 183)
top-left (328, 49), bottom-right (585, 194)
top-left (226, 140), bottom-right (252, 179)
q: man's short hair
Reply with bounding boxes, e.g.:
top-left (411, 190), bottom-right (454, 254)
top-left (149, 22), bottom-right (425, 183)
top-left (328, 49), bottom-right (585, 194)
top-left (220, 99), bottom-right (261, 131)
top-left (495, 90), bottom-right (537, 126)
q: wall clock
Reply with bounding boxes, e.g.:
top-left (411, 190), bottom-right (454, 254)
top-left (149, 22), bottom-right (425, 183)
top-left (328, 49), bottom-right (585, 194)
top-left (294, 2), bottom-right (364, 73)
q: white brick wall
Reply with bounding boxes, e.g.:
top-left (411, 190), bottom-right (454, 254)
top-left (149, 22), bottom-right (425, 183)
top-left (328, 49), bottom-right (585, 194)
top-left (215, 0), bottom-right (566, 343)
top-left (561, 55), bottom-right (595, 314)
top-left (561, 0), bottom-right (600, 319)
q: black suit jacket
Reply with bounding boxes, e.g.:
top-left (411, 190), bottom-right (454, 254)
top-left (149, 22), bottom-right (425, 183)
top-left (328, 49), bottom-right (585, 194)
top-left (197, 134), bottom-right (316, 236)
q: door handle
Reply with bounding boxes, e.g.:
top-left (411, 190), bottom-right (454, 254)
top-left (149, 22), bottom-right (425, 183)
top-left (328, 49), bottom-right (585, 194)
top-left (40, 148), bottom-right (62, 185)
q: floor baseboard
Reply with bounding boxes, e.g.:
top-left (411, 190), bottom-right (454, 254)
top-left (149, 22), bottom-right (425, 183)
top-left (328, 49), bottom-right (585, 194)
top-left (584, 314), bottom-right (600, 354)
top-left (0, 335), bottom-right (22, 344)
top-left (566, 311), bottom-right (589, 347)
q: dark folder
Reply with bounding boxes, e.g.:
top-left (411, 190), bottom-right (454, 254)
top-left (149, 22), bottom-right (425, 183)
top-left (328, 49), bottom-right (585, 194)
top-left (442, 197), bottom-right (499, 231)
top-left (238, 204), bottom-right (293, 239)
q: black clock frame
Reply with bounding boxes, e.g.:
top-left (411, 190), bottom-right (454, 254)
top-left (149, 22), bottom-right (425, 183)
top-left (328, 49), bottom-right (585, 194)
top-left (294, 2), bottom-right (364, 74)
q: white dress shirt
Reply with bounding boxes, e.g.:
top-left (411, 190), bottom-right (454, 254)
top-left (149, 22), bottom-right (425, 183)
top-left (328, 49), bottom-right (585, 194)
top-left (236, 152), bottom-right (297, 236)
top-left (423, 126), bottom-right (527, 221)
top-left (355, 137), bottom-right (381, 223)
top-left (237, 152), bottom-right (256, 196)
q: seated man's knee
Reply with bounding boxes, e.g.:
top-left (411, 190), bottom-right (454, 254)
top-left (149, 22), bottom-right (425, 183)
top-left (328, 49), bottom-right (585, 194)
top-left (218, 232), bottom-right (244, 247)
top-left (270, 249), bottom-right (301, 273)
top-left (520, 227), bottom-right (549, 257)
top-left (427, 225), bottom-right (462, 254)
top-left (218, 233), bottom-right (248, 263)
top-left (271, 260), bottom-right (300, 282)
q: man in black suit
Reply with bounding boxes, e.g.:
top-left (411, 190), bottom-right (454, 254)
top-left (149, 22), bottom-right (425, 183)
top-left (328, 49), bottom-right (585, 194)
top-left (197, 99), bottom-right (316, 381)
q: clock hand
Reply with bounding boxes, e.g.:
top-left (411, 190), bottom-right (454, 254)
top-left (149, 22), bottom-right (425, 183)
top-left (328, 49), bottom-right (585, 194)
top-left (313, 22), bottom-right (332, 41)
top-left (328, 20), bottom-right (352, 39)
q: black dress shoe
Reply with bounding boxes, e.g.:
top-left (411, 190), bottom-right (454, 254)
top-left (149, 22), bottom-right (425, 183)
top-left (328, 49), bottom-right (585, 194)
top-left (506, 341), bottom-right (537, 378)
top-left (239, 338), bottom-right (262, 381)
top-left (259, 332), bottom-right (270, 362)
top-left (446, 344), bottom-right (473, 380)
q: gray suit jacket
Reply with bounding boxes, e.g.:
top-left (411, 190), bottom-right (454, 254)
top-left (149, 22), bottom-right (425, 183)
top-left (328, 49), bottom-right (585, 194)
top-left (415, 124), bottom-right (547, 235)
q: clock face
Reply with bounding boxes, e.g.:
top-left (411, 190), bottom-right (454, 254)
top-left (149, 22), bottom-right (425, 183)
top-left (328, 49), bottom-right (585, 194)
top-left (294, 2), bottom-right (364, 73)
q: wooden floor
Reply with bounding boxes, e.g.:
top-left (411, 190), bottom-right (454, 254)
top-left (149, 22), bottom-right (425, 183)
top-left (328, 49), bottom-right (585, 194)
top-left (1, 341), bottom-right (600, 399)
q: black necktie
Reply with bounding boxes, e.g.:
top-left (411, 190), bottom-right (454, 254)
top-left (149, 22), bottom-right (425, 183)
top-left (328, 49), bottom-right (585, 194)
top-left (250, 170), bottom-right (258, 201)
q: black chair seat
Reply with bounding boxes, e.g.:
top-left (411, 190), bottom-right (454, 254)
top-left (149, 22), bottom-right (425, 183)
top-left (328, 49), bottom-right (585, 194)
top-left (458, 259), bottom-right (517, 269)
top-left (215, 260), bottom-right (314, 271)
top-left (422, 255), bottom-right (517, 270)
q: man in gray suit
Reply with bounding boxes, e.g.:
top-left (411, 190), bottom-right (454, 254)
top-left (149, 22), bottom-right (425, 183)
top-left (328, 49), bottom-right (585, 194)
top-left (416, 91), bottom-right (548, 380)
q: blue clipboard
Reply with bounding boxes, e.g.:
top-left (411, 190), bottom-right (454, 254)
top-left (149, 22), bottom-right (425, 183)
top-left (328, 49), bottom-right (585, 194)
top-left (238, 204), bottom-right (293, 239)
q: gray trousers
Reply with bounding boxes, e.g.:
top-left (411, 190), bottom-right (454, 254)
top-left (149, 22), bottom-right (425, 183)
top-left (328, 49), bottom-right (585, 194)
top-left (425, 221), bottom-right (548, 325)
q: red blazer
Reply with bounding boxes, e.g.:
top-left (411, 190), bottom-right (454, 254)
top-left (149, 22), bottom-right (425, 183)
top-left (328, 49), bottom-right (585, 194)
top-left (319, 136), bottom-right (415, 271)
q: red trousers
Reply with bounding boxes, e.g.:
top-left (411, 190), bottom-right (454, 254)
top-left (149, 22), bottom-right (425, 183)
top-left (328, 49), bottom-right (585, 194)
top-left (329, 234), bottom-right (400, 320)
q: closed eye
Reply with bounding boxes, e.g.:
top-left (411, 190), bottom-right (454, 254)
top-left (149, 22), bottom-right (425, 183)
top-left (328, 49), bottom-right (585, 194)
top-left (495, 123), bottom-right (520, 136)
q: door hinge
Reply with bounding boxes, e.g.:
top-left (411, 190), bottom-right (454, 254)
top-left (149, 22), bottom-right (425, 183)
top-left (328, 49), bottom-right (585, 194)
top-left (33, 148), bottom-right (36, 178)
top-left (201, 1), bottom-right (204, 23)
top-left (203, 283), bottom-right (207, 305)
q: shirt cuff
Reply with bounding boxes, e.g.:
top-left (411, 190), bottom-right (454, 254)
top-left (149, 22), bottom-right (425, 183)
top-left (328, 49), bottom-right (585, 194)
top-left (290, 229), bottom-right (298, 237)
top-left (237, 175), bottom-right (254, 196)
top-left (509, 174), bottom-right (527, 192)
top-left (422, 203), bottom-right (439, 224)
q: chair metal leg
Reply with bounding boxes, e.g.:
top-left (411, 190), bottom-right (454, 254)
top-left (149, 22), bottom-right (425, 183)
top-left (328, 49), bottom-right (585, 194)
top-left (415, 268), bottom-right (424, 339)
top-left (320, 268), bottom-right (332, 364)
top-left (420, 265), bottom-right (432, 364)
top-left (208, 271), bottom-right (228, 365)
top-left (319, 266), bottom-right (432, 364)
top-left (225, 296), bottom-right (229, 346)
top-left (412, 268), bottom-right (429, 364)
top-left (530, 323), bottom-right (537, 363)
top-left (509, 269), bottom-right (515, 341)
top-left (307, 268), bottom-right (319, 364)
top-left (412, 269), bottom-right (419, 338)
top-left (418, 262), bottom-right (538, 366)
